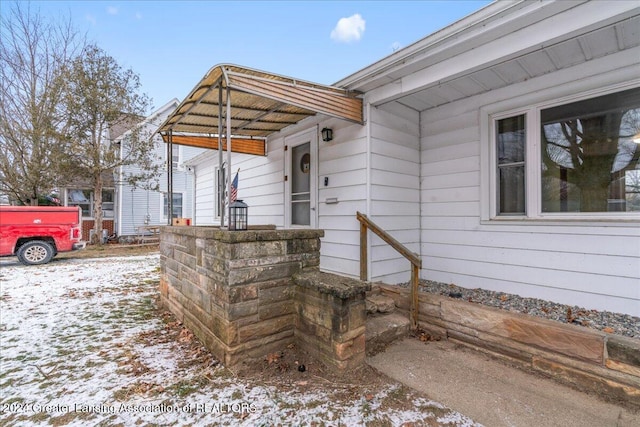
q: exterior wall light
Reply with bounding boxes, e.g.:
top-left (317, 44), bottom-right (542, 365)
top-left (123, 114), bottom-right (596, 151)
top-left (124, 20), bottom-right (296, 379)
top-left (228, 200), bottom-right (248, 231)
top-left (321, 127), bottom-right (333, 142)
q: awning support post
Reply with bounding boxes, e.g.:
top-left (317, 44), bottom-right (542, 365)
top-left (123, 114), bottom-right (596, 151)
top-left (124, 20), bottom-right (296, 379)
top-left (218, 85), bottom-right (224, 227)
top-left (226, 86), bottom-right (232, 228)
top-left (167, 130), bottom-right (173, 225)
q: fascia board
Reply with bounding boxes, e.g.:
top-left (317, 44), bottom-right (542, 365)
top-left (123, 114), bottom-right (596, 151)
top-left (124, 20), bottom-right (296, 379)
top-left (364, 1), bottom-right (638, 106)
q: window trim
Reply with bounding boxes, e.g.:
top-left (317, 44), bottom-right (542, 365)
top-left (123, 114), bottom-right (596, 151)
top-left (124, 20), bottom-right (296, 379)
top-left (482, 81), bottom-right (640, 222)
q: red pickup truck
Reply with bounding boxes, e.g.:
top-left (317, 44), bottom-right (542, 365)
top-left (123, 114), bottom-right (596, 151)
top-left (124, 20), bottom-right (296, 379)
top-left (0, 206), bottom-right (86, 265)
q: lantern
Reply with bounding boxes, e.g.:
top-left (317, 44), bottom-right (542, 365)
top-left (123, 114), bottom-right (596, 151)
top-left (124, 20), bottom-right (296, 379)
top-left (321, 127), bottom-right (333, 142)
top-left (229, 200), bottom-right (248, 231)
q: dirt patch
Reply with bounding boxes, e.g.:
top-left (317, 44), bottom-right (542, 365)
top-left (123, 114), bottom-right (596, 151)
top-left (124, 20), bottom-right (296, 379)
top-left (56, 243), bottom-right (159, 260)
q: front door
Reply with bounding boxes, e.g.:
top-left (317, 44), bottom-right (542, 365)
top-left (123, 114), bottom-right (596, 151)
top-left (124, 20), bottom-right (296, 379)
top-left (285, 130), bottom-right (317, 228)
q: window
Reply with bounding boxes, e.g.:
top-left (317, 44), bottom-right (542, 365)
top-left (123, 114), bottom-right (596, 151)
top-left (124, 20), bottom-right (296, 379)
top-left (496, 115), bottom-right (526, 215)
top-left (490, 86), bottom-right (640, 218)
top-left (67, 189), bottom-right (115, 218)
top-left (168, 144), bottom-right (180, 170)
top-left (540, 88), bottom-right (640, 213)
top-left (102, 190), bottom-right (115, 218)
top-left (162, 192), bottom-right (183, 219)
top-left (68, 189), bottom-right (91, 217)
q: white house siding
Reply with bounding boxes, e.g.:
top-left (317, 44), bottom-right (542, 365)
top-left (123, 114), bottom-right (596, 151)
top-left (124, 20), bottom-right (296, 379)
top-left (367, 105), bottom-right (421, 283)
top-left (190, 138), bottom-right (286, 227)
top-left (419, 50), bottom-right (640, 316)
top-left (318, 117), bottom-right (368, 278)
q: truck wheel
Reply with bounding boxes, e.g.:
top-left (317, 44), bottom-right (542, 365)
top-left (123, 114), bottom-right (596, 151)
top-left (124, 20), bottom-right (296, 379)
top-left (17, 240), bottom-right (55, 265)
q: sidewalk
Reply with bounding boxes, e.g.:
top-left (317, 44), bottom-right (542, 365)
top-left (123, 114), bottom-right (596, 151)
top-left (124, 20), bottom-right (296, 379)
top-left (368, 338), bottom-right (640, 427)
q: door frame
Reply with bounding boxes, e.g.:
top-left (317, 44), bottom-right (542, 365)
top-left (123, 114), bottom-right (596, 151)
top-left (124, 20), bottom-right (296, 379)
top-left (284, 128), bottom-right (318, 228)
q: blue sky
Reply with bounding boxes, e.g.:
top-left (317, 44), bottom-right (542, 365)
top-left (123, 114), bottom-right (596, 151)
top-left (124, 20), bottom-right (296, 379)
top-left (28, 0), bottom-right (492, 112)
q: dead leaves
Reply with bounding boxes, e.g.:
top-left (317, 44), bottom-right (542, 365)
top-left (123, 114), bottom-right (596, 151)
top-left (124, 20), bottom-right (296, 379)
top-left (178, 327), bottom-right (194, 343)
top-left (266, 352), bottom-right (281, 365)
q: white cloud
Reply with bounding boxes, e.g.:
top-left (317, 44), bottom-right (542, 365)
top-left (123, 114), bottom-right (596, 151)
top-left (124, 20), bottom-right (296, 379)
top-left (85, 14), bottom-right (96, 26)
top-left (330, 13), bottom-right (365, 43)
top-left (135, 12), bottom-right (143, 20)
top-left (107, 6), bottom-right (118, 15)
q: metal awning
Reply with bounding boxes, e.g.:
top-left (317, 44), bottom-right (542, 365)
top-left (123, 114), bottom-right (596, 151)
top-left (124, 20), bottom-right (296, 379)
top-left (157, 64), bottom-right (363, 227)
top-left (158, 64), bottom-right (363, 152)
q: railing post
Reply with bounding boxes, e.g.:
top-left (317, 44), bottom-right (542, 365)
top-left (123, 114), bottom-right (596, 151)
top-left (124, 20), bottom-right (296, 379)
top-left (411, 263), bottom-right (419, 330)
top-left (357, 211), bottom-right (421, 331)
top-left (360, 220), bottom-right (367, 281)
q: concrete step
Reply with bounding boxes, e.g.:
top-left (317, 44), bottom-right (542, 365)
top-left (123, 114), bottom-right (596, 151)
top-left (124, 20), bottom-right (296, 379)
top-left (365, 312), bottom-right (411, 356)
top-left (365, 294), bottom-right (396, 314)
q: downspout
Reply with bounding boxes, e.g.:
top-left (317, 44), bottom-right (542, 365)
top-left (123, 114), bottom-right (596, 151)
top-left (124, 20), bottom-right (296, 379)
top-left (365, 102), bottom-right (372, 281)
top-left (117, 140), bottom-right (124, 236)
top-left (418, 109), bottom-right (423, 282)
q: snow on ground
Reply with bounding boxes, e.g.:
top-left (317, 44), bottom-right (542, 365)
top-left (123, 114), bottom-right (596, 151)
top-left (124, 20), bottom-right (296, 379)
top-left (0, 254), bottom-right (481, 426)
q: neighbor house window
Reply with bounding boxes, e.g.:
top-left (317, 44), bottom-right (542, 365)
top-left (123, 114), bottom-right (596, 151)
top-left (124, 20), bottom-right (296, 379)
top-left (67, 189), bottom-right (115, 218)
top-left (162, 192), bottom-right (183, 219)
top-left (168, 144), bottom-right (180, 169)
top-left (68, 189), bottom-right (91, 217)
top-left (489, 86), bottom-right (640, 218)
top-left (540, 88), bottom-right (640, 213)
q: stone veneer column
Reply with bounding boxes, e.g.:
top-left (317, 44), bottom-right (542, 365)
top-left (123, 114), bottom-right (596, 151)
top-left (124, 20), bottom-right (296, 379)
top-left (159, 227), bottom-right (323, 369)
top-left (293, 271), bottom-right (371, 371)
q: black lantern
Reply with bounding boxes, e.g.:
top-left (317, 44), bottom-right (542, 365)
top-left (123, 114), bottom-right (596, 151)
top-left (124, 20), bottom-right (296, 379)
top-left (321, 127), bottom-right (333, 142)
top-left (229, 200), bottom-right (248, 231)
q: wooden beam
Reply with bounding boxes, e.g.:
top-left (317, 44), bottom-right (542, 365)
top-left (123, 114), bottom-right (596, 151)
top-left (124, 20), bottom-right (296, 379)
top-left (163, 134), bottom-right (266, 156)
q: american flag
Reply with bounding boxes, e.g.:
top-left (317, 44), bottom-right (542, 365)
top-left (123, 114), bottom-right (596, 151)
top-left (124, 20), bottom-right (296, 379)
top-left (230, 171), bottom-right (239, 203)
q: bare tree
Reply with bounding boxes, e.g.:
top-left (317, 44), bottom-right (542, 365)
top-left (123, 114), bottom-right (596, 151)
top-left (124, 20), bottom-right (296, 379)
top-left (0, 2), bottom-right (83, 205)
top-left (59, 45), bottom-right (159, 244)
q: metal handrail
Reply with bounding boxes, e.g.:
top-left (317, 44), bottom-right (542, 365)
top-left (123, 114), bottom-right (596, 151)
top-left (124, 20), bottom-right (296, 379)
top-left (356, 211), bottom-right (421, 329)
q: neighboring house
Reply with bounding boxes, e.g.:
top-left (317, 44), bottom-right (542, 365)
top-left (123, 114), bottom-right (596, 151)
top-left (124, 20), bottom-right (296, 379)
top-left (159, 1), bottom-right (640, 316)
top-left (114, 99), bottom-right (205, 238)
top-left (62, 172), bottom-right (116, 242)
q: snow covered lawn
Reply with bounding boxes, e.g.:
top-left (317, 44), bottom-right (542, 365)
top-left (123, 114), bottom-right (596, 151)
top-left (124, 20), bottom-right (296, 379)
top-left (0, 253), bottom-right (480, 426)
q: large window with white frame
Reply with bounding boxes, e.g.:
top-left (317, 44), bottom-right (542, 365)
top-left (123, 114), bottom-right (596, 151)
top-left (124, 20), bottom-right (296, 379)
top-left (490, 86), bottom-right (640, 218)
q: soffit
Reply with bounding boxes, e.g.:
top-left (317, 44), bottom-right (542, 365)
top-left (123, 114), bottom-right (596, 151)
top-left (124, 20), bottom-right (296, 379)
top-left (380, 14), bottom-right (640, 112)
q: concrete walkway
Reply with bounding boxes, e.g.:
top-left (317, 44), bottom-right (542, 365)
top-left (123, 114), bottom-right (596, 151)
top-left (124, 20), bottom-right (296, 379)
top-left (368, 338), bottom-right (639, 427)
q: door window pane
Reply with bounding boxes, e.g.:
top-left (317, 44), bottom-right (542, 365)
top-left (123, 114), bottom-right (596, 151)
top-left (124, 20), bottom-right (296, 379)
top-left (291, 143), bottom-right (310, 225)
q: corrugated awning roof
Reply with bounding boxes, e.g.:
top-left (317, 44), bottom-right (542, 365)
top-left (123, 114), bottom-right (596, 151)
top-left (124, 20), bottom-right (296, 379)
top-left (158, 64), bottom-right (363, 153)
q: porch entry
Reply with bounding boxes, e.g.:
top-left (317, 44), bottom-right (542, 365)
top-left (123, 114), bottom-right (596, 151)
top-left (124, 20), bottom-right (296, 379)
top-left (285, 130), bottom-right (317, 228)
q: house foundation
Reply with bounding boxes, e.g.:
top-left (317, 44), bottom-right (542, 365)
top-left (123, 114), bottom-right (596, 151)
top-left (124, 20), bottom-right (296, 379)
top-left (159, 226), bottom-right (369, 371)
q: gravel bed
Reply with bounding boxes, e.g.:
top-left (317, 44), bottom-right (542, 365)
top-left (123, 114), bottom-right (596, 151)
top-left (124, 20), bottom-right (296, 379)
top-left (398, 280), bottom-right (639, 339)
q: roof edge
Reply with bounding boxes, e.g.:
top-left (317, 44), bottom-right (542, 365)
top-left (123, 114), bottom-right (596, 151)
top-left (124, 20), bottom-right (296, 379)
top-left (334, 0), bottom-right (555, 89)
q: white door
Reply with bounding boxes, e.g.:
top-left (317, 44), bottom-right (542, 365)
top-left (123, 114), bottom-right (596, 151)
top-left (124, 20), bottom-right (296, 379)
top-left (285, 130), bottom-right (317, 228)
